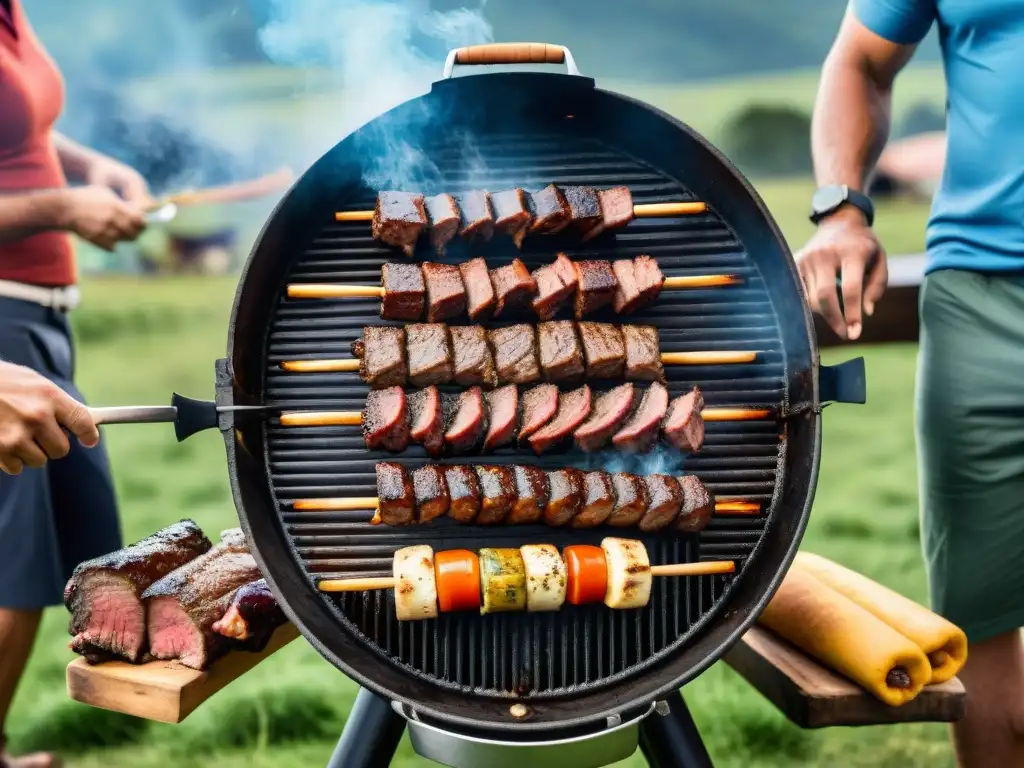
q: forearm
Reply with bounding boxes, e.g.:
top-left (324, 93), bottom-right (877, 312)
top-left (52, 132), bottom-right (102, 182)
top-left (0, 190), bottom-right (68, 243)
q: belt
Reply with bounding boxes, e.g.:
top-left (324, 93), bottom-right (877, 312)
top-left (0, 279), bottom-right (81, 312)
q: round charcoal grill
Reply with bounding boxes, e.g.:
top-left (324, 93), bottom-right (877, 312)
top-left (203, 44), bottom-right (866, 767)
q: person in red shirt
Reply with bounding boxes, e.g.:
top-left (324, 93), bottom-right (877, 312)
top-left (0, 1), bottom-right (153, 765)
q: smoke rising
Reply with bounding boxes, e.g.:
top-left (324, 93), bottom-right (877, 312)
top-left (579, 443), bottom-right (689, 477)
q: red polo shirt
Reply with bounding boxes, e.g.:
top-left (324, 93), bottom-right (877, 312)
top-left (0, 0), bottom-right (75, 286)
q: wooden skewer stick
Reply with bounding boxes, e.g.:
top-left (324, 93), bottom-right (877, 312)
top-left (334, 200), bottom-right (707, 223)
top-left (290, 497), bottom-right (761, 515)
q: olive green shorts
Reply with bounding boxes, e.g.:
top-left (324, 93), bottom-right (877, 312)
top-left (917, 268), bottom-right (1024, 643)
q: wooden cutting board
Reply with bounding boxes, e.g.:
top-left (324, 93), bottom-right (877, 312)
top-left (66, 623), bottom-right (300, 724)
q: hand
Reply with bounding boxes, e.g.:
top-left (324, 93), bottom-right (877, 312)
top-left (59, 186), bottom-right (148, 252)
top-left (794, 208), bottom-right (888, 341)
top-left (0, 361), bottom-right (99, 475)
top-left (85, 155), bottom-right (153, 208)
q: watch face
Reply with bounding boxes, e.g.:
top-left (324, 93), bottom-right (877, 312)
top-left (812, 185), bottom-right (847, 216)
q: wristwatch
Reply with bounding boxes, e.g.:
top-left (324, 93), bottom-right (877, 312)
top-left (809, 184), bottom-right (875, 227)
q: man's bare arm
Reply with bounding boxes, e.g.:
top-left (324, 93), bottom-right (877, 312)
top-left (52, 132), bottom-right (104, 182)
top-left (0, 190), bottom-right (68, 244)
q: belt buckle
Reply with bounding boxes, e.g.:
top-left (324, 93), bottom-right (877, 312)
top-left (51, 286), bottom-right (80, 312)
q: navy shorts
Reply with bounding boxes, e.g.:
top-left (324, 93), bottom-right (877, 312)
top-left (0, 296), bottom-right (122, 610)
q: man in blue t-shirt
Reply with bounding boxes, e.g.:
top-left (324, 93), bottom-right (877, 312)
top-left (796, 1), bottom-right (1024, 764)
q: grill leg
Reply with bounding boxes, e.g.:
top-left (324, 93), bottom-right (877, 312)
top-left (326, 687), bottom-right (406, 768)
top-left (638, 690), bottom-right (714, 768)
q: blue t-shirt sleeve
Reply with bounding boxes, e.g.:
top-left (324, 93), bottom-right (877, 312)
top-left (851, 0), bottom-right (936, 45)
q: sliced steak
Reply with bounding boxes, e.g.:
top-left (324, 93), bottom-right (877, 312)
top-left (574, 260), bottom-right (618, 318)
top-left (211, 579), bottom-right (286, 653)
top-left (444, 386), bottom-right (487, 453)
top-left (408, 386), bottom-right (444, 457)
top-left (451, 325), bottom-right (497, 388)
top-left (623, 324), bottom-right (665, 382)
top-left (492, 188), bottom-right (532, 247)
top-left (444, 465), bottom-right (481, 523)
top-left (508, 465), bottom-right (549, 524)
top-left (65, 520), bottom-right (213, 663)
top-left (406, 323), bottom-right (453, 387)
top-left (528, 184), bottom-right (570, 234)
top-left (552, 252), bottom-right (578, 288)
top-left (518, 383), bottom-right (559, 441)
top-left (425, 193), bottom-right (461, 256)
top-left (544, 468), bottom-right (585, 526)
top-left (537, 320), bottom-right (584, 383)
top-left (362, 386), bottom-right (409, 452)
top-left (676, 475), bottom-right (715, 533)
top-left (474, 465), bottom-right (516, 524)
top-left (483, 384), bottom-right (518, 451)
top-left (376, 462), bottom-right (415, 525)
top-left (607, 473), bottom-right (649, 527)
top-left (372, 191), bottom-right (427, 256)
top-left (380, 262), bottom-right (425, 321)
top-left (412, 465), bottom-right (449, 522)
top-left (456, 190), bottom-right (495, 241)
top-left (488, 324), bottom-right (539, 384)
top-left (613, 382), bottom-right (669, 452)
top-left (633, 254), bottom-right (664, 306)
top-left (528, 385), bottom-right (593, 454)
top-left (574, 383), bottom-right (637, 453)
top-left (582, 186), bottom-right (634, 242)
top-left (663, 386), bottom-right (706, 453)
top-left (359, 326), bottom-right (407, 388)
top-left (578, 322), bottom-right (625, 379)
top-left (490, 258), bottom-right (537, 317)
top-left (459, 257), bottom-right (496, 321)
top-left (563, 186), bottom-right (602, 233)
top-left (422, 262), bottom-right (467, 323)
top-left (611, 259), bottom-right (643, 315)
top-left (531, 263), bottom-right (572, 320)
top-left (571, 471), bottom-right (615, 528)
top-left (639, 475), bottom-right (682, 532)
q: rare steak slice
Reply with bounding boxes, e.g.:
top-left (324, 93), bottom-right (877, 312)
top-left (528, 385), bottom-right (593, 455)
top-left (375, 462), bottom-right (416, 525)
top-left (578, 322), bottom-right (625, 379)
top-left (676, 475), bottom-right (715, 533)
top-left (537, 320), bottom-right (584, 383)
top-left (456, 190), bottom-right (495, 241)
top-left (574, 260), bottom-right (618, 318)
top-left (358, 326), bottom-right (407, 389)
top-left (611, 259), bottom-right (643, 315)
top-left (622, 324), bottom-right (665, 382)
top-left (490, 258), bottom-right (537, 317)
top-left (406, 323), bottom-right (453, 387)
top-left (210, 579), bottom-right (287, 653)
top-left (639, 475), bottom-right (682, 532)
top-left (632, 255), bottom-right (664, 306)
top-left (408, 385), bottom-right (444, 457)
top-left (425, 193), bottom-right (461, 256)
top-left (451, 324), bottom-right (497, 388)
top-left (412, 465), bottom-right (450, 522)
top-left (574, 383), bottom-right (637, 453)
top-left (422, 262), bottom-right (467, 323)
top-left (571, 471), bottom-right (615, 528)
top-left (380, 262), bottom-right (425, 321)
top-left (444, 386), bottom-right (487, 453)
top-left (531, 263), bottom-right (572, 320)
top-left (508, 465), bottom-right (549, 524)
top-left (612, 382), bottom-right (669, 452)
top-left (362, 386), bottom-right (409, 452)
top-left (663, 386), bottom-right (706, 453)
top-left (518, 383), bottom-right (559, 441)
top-left (488, 324), bottom-right (540, 384)
top-left (459, 257), bottom-right (496, 321)
top-left (474, 465), bottom-right (516, 524)
top-left (372, 191), bottom-right (427, 257)
top-left (606, 473), bottom-right (649, 527)
top-left (483, 384), bottom-right (518, 451)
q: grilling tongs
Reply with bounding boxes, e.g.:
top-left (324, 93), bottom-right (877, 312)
top-left (88, 395), bottom-right (269, 443)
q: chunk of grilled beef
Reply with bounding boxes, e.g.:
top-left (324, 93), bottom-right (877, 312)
top-left (457, 190), bottom-right (495, 241)
top-left (578, 322), bottom-right (625, 379)
top-left (676, 475), bottom-right (715, 533)
top-left (563, 185), bottom-right (603, 233)
top-left (444, 465), bottom-right (482, 522)
top-left (451, 325), bottom-right (497, 388)
top-left (362, 386), bottom-right (409, 452)
top-left (444, 386), bottom-right (487, 453)
top-left (380, 262), bottom-right (425, 321)
top-left (211, 579), bottom-right (286, 653)
top-left (491, 188), bottom-right (532, 247)
top-left (488, 324), bottom-right (539, 384)
top-left (425, 193), bottom-right (461, 256)
top-left (537, 320), bottom-right (584, 383)
top-left (518, 383), bottom-right (559, 441)
top-left (528, 385), bottom-right (593, 455)
top-left (358, 326), bottom-right (407, 388)
top-left (532, 265), bottom-right (570, 320)
top-left (573, 260), bottom-right (618, 318)
top-left (65, 520), bottom-right (213, 663)
top-left (611, 259), bottom-right (643, 315)
top-left (613, 381), bottom-right (669, 452)
top-left (406, 323), bottom-right (453, 387)
top-left (483, 384), bottom-right (518, 451)
top-left (633, 255), bottom-right (664, 306)
top-left (639, 475), bottom-right (682, 532)
top-left (422, 262), bottom-right (467, 323)
top-left (582, 186), bottom-right (634, 242)
top-left (459, 257), bottom-right (496, 321)
top-left (552, 252), bottom-right (578, 287)
top-left (474, 465), bottom-right (516, 524)
top-left (408, 386), bottom-right (444, 457)
top-left (376, 462), bottom-right (415, 525)
top-left (412, 465), bottom-right (450, 522)
top-left (572, 471), bottom-right (615, 528)
top-left (508, 465), bottom-right (549, 524)
top-left (574, 383), bottom-right (637, 453)
top-left (528, 184), bottom-right (570, 234)
top-left (623, 324), bottom-right (664, 382)
top-left (372, 191), bottom-right (427, 257)
top-left (490, 258), bottom-right (538, 317)
top-left (663, 386), bottom-right (705, 453)
top-left (544, 468), bottom-right (585, 526)
top-left (607, 473), bottom-right (649, 527)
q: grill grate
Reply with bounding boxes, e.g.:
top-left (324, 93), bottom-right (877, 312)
top-left (263, 132), bottom-right (785, 699)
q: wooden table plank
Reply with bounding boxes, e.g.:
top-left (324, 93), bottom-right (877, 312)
top-left (723, 625), bottom-right (966, 728)
top-left (66, 623), bottom-right (300, 724)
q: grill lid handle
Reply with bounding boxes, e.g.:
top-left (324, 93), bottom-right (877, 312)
top-left (818, 357), bottom-right (867, 405)
top-left (443, 43), bottom-right (581, 78)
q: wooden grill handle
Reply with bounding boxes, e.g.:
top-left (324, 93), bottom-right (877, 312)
top-left (444, 43), bottom-right (580, 78)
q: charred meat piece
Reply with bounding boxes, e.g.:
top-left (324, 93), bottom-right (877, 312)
top-left (578, 322), bottom-right (625, 379)
top-left (572, 471), bottom-right (615, 528)
top-left (456, 190), bottom-right (495, 241)
top-left (444, 465), bottom-right (481, 522)
top-left (359, 326), bottom-right (407, 389)
top-left (372, 191), bottom-right (427, 257)
top-left (531, 261), bottom-right (574, 320)
top-left (582, 186), bottom-right (634, 242)
top-left (508, 465), bottom-right (549, 524)
top-left (406, 323), bottom-right (454, 387)
top-left (663, 387), bottom-right (705, 453)
top-left (488, 324), bottom-right (540, 384)
top-left (677, 475), bottom-right (715, 533)
top-left (376, 462), bottom-right (415, 525)
top-left (422, 262), bottom-right (467, 323)
top-left (412, 465), bottom-right (449, 522)
top-left (574, 383), bottom-right (637, 453)
top-left (490, 258), bottom-right (538, 317)
top-left (518, 383), bottom-right (559, 441)
top-left (639, 474), bottom-right (682, 532)
top-left (552, 252), bottom-right (578, 287)
top-left (544, 468), bottom-right (585, 526)
top-left (613, 381), bottom-right (669, 452)
top-left (474, 465), bottom-right (517, 524)
top-left (211, 579), bottom-right (286, 652)
top-left (573, 260), bottom-right (618, 319)
top-left (459, 257), bottom-right (496, 321)
top-left (564, 186), bottom-right (602, 233)
top-left (65, 520), bottom-right (213, 663)
top-left (491, 188), bottom-right (532, 247)
top-left (528, 385), bottom-right (593, 455)
top-left (444, 386), bottom-right (487, 453)
top-left (537, 320), bottom-right (584, 383)
top-left (623, 324), bottom-right (665, 382)
top-left (528, 184), bottom-right (570, 234)
top-left (611, 259), bottom-right (643, 315)
top-left (451, 325), bottom-right (497, 388)
top-left (425, 193), bottom-right (461, 256)
top-left (362, 386), bottom-right (410, 452)
top-left (408, 386), bottom-right (444, 457)
top-left (380, 262), bottom-right (425, 321)
top-left (483, 384), bottom-right (518, 451)
top-left (633, 255), bottom-right (665, 306)
top-left (607, 473), bottom-right (649, 527)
